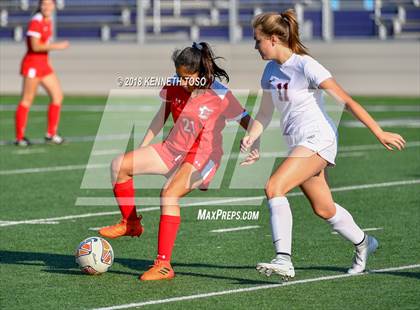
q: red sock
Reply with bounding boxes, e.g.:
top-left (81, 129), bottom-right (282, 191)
top-left (47, 103), bottom-right (61, 136)
top-left (113, 179), bottom-right (138, 221)
top-left (15, 103), bottom-right (29, 141)
top-left (157, 215), bottom-right (181, 262)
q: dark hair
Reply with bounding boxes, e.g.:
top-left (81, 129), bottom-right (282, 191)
top-left (172, 42), bottom-right (229, 88)
top-left (34, 0), bottom-right (55, 15)
top-left (252, 9), bottom-right (309, 55)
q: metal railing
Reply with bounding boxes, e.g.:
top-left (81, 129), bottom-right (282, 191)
top-left (0, 0), bottom-right (419, 42)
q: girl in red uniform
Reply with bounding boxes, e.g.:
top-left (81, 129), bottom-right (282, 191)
top-left (15, 0), bottom-right (69, 146)
top-left (99, 42), bottom-right (259, 281)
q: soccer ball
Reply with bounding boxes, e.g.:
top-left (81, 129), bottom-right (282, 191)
top-left (75, 236), bottom-right (114, 275)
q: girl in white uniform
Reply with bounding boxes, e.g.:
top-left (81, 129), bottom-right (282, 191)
top-left (241, 10), bottom-right (406, 279)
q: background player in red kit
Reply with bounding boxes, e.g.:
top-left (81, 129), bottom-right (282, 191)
top-left (15, 0), bottom-right (69, 146)
top-left (99, 42), bottom-right (259, 281)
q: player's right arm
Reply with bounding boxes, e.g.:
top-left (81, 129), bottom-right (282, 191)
top-left (240, 90), bottom-right (274, 152)
top-left (29, 36), bottom-right (69, 52)
top-left (139, 100), bottom-right (170, 147)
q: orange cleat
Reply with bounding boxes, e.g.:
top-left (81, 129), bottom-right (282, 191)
top-left (140, 259), bottom-right (175, 281)
top-left (99, 216), bottom-right (144, 239)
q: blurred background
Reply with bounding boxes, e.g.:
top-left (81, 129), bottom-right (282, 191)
top-left (0, 0), bottom-right (419, 95)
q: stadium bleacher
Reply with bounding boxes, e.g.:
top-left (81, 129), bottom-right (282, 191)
top-left (0, 0), bottom-right (419, 41)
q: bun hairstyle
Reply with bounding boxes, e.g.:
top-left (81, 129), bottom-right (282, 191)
top-left (172, 41), bottom-right (229, 88)
top-left (252, 9), bottom-right (309, 55)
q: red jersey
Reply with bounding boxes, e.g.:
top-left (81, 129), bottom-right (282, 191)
top-left (160, 80), bottom-right (247, 158)
top-left (25, 13), bottom-right (52, 61)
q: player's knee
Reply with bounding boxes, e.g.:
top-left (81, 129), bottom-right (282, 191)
top-left (312, 204), bottom-right (335, 219)
top-left (160, 187), bottom-right (181, 206)
top-left (111, 155), bottom-right (124, 175)
top-left (20, 96), bottom-right (35, 107)
top-left (160, 204), bottom-right (180, 215)
top-left (265, 178), bottom-right (287, 199)
top-left (161, 187), bottom-right (180, 200)
top-left (52, 93), bottom-right (63, 104)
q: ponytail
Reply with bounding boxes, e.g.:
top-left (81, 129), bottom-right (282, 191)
top-left (252, 9), bottom-right (309, 55)
top-left (172, 41), bottom-right (229, 88)
top-left (280, 10), bottom-right (308, 55)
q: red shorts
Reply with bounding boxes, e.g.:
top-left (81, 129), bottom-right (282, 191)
top-left (152, 142), bottom-right (221, 190)
top-left (20, 56), bottom-right (53, 78)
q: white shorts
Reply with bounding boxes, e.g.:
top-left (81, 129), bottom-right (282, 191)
top-left (285, 121), bottom-right (337, 166)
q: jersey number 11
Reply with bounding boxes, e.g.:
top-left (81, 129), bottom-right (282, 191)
top-left (277, 82), bottom-right (289, 102)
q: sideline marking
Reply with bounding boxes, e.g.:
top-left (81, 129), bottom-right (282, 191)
top-left (91, 264), bottom-right (420, 310)
top-left (211, 225), bottom-right (260, 233)
top-left (0, 179), bottom-right (419, 227)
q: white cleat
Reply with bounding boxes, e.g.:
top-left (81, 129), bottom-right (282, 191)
top-left (256, 257), bottom-right (295, 280)
top-left (348, 235), bottom-right (379, 274)
top-left (45, 134), bottom-right (64, 145)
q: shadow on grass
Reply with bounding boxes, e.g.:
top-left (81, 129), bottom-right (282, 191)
top-left (373, 270), bottom-right (420, 280)
top-left (2, 250), bottom-right (418, 283)
top-left (295, 265), bottom-right (420, 279)
top-left (0, 250), bottom-right (142, 276)
top-left (295, 266), bottom-right (348, 273)
top-left (0, 250), bottom-right (273, 284)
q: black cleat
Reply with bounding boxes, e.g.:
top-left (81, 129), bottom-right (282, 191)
top-left (15, 137), bottom-right (32, 147)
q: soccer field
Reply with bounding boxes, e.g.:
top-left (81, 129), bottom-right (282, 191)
top-left (0, 94), bottom-right (419, 309)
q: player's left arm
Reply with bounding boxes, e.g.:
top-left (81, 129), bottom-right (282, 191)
top-left (319, 78), bottom-right (406, 151)
top-left (223, 91), bottom-right (261, 165)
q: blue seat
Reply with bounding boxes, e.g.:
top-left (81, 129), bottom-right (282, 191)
top-left (334, 10), bottom-right (375, 37)
top-left (304, 10), bottom-right (322, 38)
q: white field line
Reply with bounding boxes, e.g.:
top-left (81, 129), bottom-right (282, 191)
top-left (0, 163), bottom-right (108, 175)
top-left (75, 178), bottom-right (420, 207)
top-left (91, 263), bottom-right (420, 310)
top-left (12, 148), bottom-right (47, 155)
top-left (75, 196), bottom-right (265, 207)
top-left (0, 221), bottom-right (60, 227)
top-left (342, 119), bottom-right (420, 128)
top-left (88, 227), bottom-right (102, 231)
top-left (2, 140), bottom-right (420, 175)
top-left (211, 225), bottom-right (260, 233)
top-left (332, 227), bottom-right (383, 235)
top-left (337, 152), bottom-right (365, 158)
top-left (91, 149), bottom-right (121, 156)
top-left (0, 105), bottom-right (157, 112)
top-left (0, 220), bottom-right (59, 225)
top-left (0, 117), bottom-right (419, 145)
top-left (361, 105), bottom-right (420, 112)
top-left (1, 104), bottom-right (418, 112)
top-left (341, 141), bottom-right (420, 151)
top-left (0, 134), bottom-right (130, 146)
top-left (1, 116), bottom-right (46, 125)
top-left (1, 179), bottom-right (419, 228)
top-left (0, 152), bottom-right (362, 176)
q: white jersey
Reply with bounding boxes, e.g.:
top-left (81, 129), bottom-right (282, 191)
top-left (261, 53), bottom-right (338, 165)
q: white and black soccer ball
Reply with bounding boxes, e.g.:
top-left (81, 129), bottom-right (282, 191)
top-left (75, 236), bottom-right (114, 275)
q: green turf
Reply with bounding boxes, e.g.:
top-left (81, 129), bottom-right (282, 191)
top-left (1, 95), bottom-right (419, 309)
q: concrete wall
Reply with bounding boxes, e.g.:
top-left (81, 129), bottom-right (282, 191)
top-left (1, 40), bottom-right (419, 96)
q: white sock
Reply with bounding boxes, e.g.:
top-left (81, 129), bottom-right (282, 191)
top-left (268, 196), bottom-right (293, 256)
top-left (327, 203), bottom-right (365, 245)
